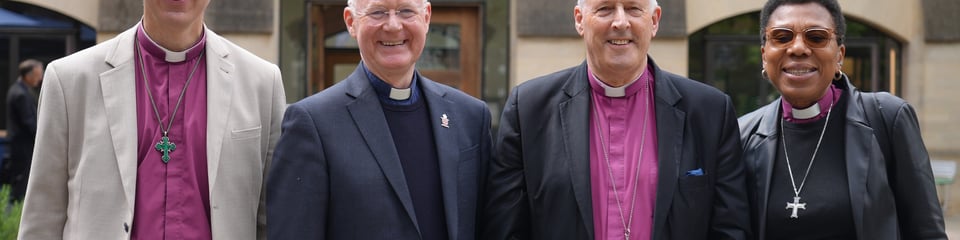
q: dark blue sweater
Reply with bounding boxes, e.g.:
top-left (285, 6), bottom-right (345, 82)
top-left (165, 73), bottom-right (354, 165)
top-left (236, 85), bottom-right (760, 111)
top-left (368, 64), bottom-right (449, 240)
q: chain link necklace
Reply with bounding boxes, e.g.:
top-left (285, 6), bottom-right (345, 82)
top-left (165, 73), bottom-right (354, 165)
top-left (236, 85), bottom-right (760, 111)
top-left (780, 100), bottom-right (834, 219)
top-left (136, 37), bottom-right (204, 163)
top-left (592, 78), bottom-right (650, 240)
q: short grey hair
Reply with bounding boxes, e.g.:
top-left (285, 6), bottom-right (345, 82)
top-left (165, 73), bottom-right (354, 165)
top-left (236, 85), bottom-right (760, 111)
top-left (347, 0), bottom-right (430, 10)
top-left (577, 0), bottom-right (658, 8)
top-left (18, 59), bottom-right (42, 78)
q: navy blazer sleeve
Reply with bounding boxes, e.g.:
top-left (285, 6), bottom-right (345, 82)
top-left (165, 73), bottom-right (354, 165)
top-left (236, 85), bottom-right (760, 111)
top-left (267, 103), bottom-right (329, 239)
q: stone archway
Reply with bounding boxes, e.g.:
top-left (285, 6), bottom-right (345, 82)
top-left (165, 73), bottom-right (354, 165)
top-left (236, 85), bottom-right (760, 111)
top-left (687, 11), bottom-right (904, 115)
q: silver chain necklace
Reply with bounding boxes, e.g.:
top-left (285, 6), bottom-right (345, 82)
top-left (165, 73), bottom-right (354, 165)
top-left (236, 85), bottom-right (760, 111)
top-left (136, 37), bottom-right (204, 164)
top-left (592, 79), bottom-right (650, 240)
top-left (780, 100), bottom-right (834, 219)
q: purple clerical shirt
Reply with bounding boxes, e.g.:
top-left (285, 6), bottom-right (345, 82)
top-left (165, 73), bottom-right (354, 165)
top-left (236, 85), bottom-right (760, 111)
top-left (132, 23), bottom-right (212, 240)
top-left (589, 66), bottom-right (659, 240)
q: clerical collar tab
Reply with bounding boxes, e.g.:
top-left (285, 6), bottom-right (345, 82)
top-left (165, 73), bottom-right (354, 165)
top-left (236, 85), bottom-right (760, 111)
top-left (589, 70), bottom-right (647, 98)
top-left (593, 74), bottom-right (628, 97)
top-left (791, 102), bottom-right (821, 120)
top-left (389, 88), bottom-right (412, 100)
top-left (142, 31), bottom-right (188, 62)
top-left (604, 86), bottom-right (627, 97)
top-left (164, 50), bottom-right (187, 62)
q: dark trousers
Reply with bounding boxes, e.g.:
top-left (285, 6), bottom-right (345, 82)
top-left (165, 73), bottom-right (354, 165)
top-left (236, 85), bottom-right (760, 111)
top-left (1, 142), bottom-right (32, 202)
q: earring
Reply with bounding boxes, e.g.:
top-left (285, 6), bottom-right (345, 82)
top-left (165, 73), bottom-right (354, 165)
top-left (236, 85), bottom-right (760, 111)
top-left (833, 62), bottom-right (843, 81)
top-left (761, 69), bottom-right (767, 79)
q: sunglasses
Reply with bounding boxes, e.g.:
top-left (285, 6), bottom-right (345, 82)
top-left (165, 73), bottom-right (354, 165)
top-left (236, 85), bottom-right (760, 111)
top-left (765, 27), bottom-right (836, 49)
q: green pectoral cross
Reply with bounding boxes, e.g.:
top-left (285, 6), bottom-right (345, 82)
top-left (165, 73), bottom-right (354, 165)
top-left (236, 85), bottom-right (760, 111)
top-left (155, 136), bottom-right (176, 163)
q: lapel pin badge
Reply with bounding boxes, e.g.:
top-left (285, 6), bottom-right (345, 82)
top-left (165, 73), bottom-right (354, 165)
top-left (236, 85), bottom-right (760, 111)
top-left (441, 114), bottom-right (450, 128)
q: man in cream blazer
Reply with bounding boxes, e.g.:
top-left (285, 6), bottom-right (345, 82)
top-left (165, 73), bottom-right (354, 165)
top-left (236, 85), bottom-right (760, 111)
top-left (18, 6), bottom-right (285, 240)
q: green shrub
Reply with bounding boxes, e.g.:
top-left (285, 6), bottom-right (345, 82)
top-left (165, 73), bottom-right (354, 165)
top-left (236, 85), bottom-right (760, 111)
top-left (0, 185), bottom-right (22, 240)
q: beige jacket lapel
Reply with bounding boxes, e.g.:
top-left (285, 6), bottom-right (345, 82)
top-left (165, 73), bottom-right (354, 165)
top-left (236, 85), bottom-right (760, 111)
top-left (204, 29), bottom-right (235, 191)
top-left (100, 26), bottom-right (140, 211)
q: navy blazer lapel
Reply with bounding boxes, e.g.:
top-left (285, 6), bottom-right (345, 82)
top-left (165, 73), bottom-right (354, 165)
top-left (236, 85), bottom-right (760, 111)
top-left (649, 64), bottom-right (683, 240)
top-left (560, 63), bottom-right (595, 237)
top-left (343, 66), bottom-right (421, 232)
top-left (420, 78), bottom-right (462, 239)
top-left (843, 89), bottom-right (871, 240)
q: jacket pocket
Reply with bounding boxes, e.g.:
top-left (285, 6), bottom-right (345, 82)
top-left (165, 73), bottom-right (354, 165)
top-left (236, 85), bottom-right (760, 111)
top-left (678, 174), bottom-right (709, 191)
top-left (231, 126), bottom-right (262, 139)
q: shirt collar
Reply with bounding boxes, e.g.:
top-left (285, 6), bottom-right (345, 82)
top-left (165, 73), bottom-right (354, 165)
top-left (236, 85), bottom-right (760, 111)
top-left (362, 62), bottom-right (421, 106)
top-left (137, 22), bottom-right (206, 63)
top-left (781, 83), bottom-right (843, 124)
top-left (588, 65), bottom-right (654, 98)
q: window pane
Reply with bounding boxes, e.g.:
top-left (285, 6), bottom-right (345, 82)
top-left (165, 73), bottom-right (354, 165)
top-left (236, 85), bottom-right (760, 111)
top-left (325, 31), bottom-right (358, 49)
top-left (418, 24), bottom-right (461, 70)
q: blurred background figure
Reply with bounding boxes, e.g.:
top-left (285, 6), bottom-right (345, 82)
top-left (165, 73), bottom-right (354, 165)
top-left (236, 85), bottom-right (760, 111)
top-left (2, 59), bottom-right (42, 202)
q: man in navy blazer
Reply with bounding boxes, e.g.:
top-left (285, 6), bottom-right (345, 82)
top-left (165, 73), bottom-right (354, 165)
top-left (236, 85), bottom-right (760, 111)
top-left (481, 0), bottom-right (750, 239)
top-left (267, 0), bottom-right (491, 239)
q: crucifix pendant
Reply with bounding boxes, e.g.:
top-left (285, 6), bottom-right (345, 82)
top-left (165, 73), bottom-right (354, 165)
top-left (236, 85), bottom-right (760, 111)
top-left (155, 135), bottom-right (176, 163)
top-left (785, 196), bottom-right (806, 219)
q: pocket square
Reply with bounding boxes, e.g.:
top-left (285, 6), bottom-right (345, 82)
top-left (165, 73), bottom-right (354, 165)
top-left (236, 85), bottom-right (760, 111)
top-left (686, 168), bottom-right (704, 176)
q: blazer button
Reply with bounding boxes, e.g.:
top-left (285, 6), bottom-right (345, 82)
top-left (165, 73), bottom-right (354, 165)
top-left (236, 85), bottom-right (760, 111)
top-left (123, 223), bottom-right (129, 233)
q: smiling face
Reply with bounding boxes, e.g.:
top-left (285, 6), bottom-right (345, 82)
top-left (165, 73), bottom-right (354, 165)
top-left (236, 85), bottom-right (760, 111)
top-left (344, 0), bottom-right (431, 81)
top-left (575, 0), bottom-right (660, 84)
top-left (761, 2), bottom-right (845, 108)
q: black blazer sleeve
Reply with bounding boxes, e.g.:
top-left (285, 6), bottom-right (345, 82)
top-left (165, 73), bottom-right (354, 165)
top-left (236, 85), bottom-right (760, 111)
top-left (481, 86), bottom-right (531, 240)
top-left (7, 85), bottom-right (38, 136)
top-left (709, 96), bottom-right (752, 240)
top-left (885, 99), bottom-right (948, 239)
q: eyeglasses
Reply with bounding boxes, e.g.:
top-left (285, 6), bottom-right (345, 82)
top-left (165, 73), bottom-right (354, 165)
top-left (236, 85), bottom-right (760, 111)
top-left (765, 27), bottom-right (836, 49)
top-left (358, 6), bottom-right (424, 22)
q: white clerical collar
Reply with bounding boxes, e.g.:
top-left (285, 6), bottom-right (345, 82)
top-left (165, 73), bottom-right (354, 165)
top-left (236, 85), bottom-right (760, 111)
top-left (791, 102), bottom-right (821, 120)
top-left (140, 25), bottom-right (204, 63)
top-left (389, 88), bottom-right (411, 100)
top-left (592, 73), bottom-right (640, 97)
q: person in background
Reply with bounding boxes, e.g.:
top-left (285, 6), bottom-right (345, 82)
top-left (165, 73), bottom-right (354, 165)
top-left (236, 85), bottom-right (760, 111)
top-left (738, 0), bottom-right (947, 239)
top-left (4, 59), bottom-right (43, 202)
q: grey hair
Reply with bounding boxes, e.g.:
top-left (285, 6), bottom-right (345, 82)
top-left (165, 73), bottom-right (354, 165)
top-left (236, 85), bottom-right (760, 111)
top-left (348, 0), bottom-right (430, 9)
top-left (18, 59), bottom-right (42, 78)
top-left (577, 0), bottom-right (658, 8)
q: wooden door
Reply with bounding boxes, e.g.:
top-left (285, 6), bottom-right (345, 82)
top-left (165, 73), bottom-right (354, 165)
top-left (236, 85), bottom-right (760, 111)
top-left (309, 5), bottom-right (481, 97)
top-left (418, 7), bottom-right (481, 98)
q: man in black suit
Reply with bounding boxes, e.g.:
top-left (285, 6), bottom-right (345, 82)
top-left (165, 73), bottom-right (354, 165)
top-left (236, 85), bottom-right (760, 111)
top-left (4, 59), bottom-right (42, 201)
top-left (481, 0), bottom-right (750, 239)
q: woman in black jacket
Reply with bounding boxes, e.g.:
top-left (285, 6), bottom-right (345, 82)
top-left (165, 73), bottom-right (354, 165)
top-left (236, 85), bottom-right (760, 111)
top-left (738, 0), bottom-right (947, 239)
